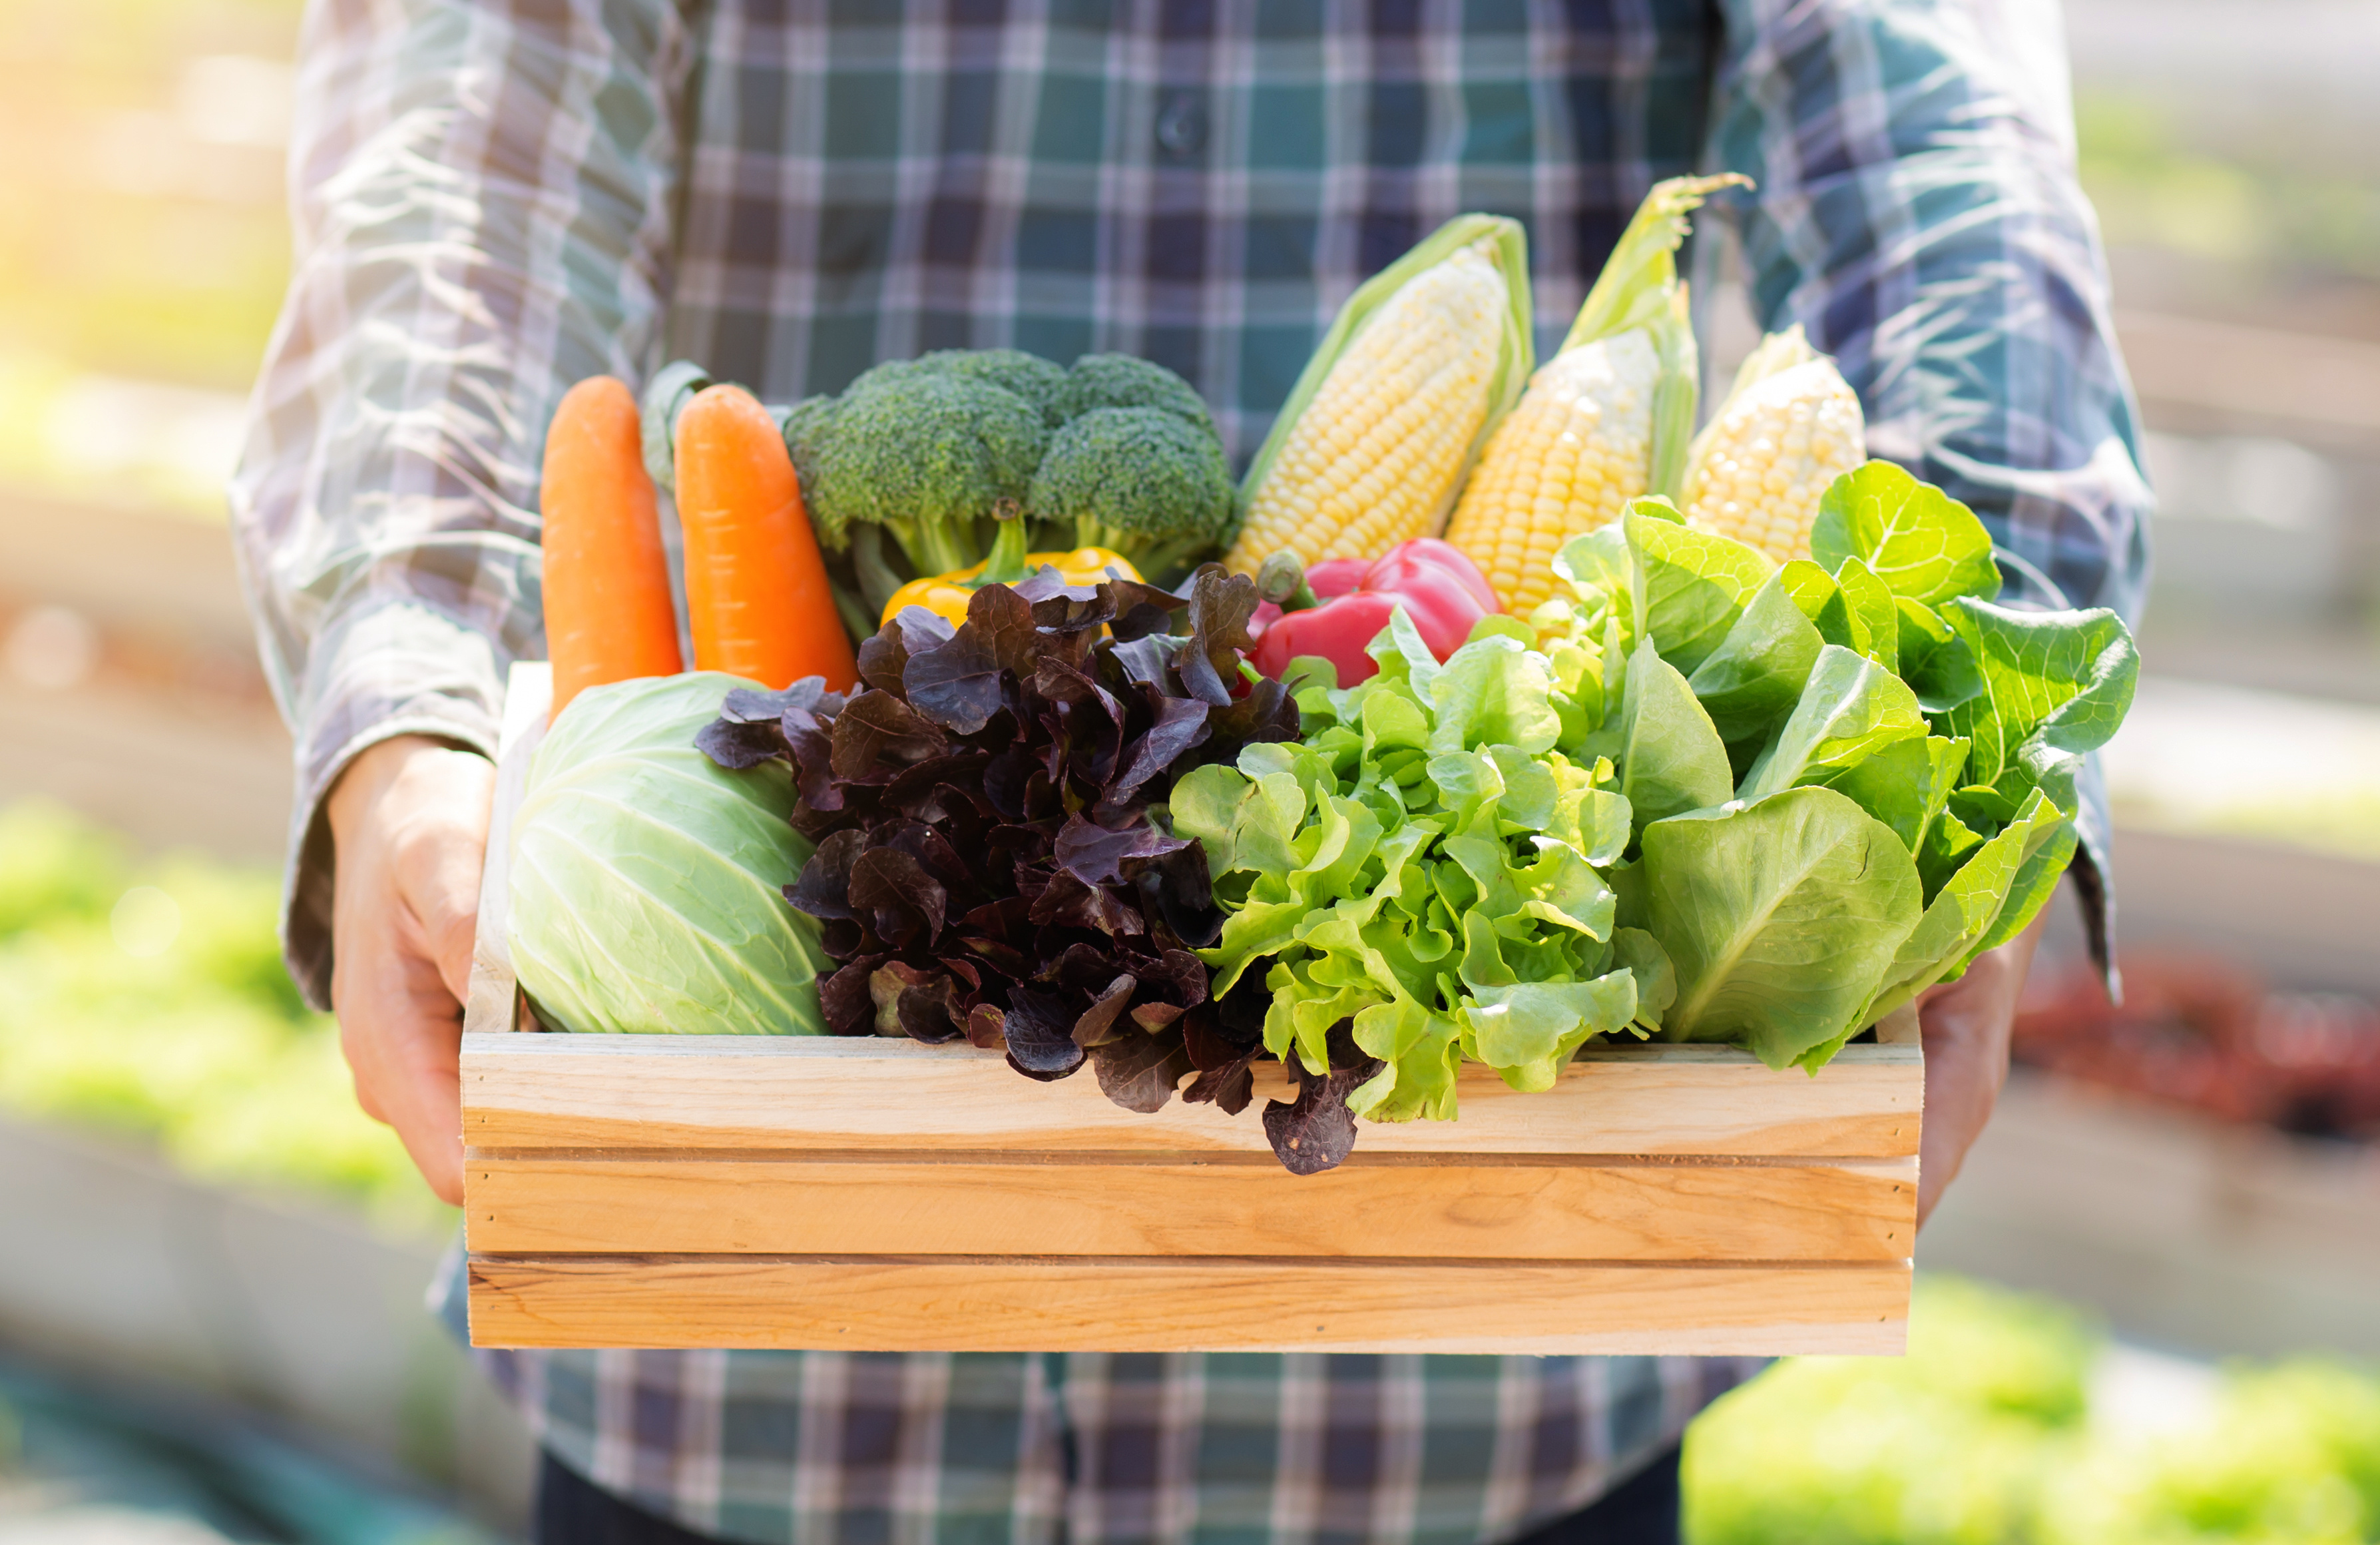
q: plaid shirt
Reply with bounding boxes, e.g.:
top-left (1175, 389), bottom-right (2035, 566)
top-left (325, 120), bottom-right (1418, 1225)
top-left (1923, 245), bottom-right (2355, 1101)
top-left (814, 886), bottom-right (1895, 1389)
top-left (234, 1), bottom-right (2148, 1541)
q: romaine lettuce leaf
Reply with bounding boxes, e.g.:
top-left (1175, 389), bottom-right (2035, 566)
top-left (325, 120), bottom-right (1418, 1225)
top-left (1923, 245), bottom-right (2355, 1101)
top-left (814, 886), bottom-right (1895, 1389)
top-left (1737, 645), bottom-right (1928, 803)
top-left (1933, 599), bottom-right (2139, 814)
top-left (1918, 806), bottom-right (1988, 900)
top-left (1861, 788), bottom-right (2066, 1028)
top-left (1897, 597), bottom-right (1986, 713)
top-left (1810, 460), bottom-right (2003, 606)
top-left (1640, 786), bottom-right (1924, 1070)
top-left (1616, 639), bottom-right (1735, 835)
top-left (1684, 572), bottom-right (1825, 747)
top-left (1626, 504), bottom-right (1775, 675)
top-left (1966, 818), bottom-right (2078, 965)
top-left (1819, 734), bottom-right (1970, 854)
top-left (1778, 559), bottom-right (1861, 654)
top-left (1833, 556), bottom-right (1901, 674)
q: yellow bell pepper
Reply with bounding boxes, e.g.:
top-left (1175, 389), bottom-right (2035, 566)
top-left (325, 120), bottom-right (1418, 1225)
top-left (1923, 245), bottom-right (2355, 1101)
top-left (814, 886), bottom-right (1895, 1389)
top-left (880, 506), bottom-right (1141, 627)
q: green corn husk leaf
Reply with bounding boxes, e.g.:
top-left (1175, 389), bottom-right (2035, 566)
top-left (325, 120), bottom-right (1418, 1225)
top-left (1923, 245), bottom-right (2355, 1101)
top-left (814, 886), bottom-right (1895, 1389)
top-left (1236, 212), bottom-right (1535, 525)
top-left (1559, 172), bottom-right (1748, 352)
top-left (1553, 173), bottom-right (1746, 505)
top-left (1648, 288), bottom-right (1701, 503)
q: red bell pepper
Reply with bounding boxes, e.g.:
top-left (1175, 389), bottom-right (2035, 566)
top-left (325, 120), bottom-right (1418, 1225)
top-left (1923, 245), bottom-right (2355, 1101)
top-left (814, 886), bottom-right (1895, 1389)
top-left (1249, 539), bottom-right (1498, 686)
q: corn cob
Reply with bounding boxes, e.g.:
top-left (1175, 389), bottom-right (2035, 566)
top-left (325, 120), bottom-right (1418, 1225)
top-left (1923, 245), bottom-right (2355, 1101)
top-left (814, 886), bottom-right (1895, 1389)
top-left (1224, 215), bottom-right (1531, 575)
top-left (1444, 174), bottom-right (1744, 614)
top-left (1679, 325), bottom-right (1866, 564)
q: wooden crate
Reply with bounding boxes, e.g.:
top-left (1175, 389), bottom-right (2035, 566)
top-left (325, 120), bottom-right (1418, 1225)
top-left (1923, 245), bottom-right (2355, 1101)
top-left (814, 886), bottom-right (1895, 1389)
top-left (462, 664), bottom-right (1921, 1355)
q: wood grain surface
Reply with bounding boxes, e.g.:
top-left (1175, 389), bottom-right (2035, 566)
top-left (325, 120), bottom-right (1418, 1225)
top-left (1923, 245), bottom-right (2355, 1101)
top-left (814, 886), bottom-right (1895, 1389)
top-left (467, 1254), bottom-right (1912, 1355)
top-left (468, 1153), bottom-right (1917, 1261)
top-left (463, 1034), bottom-right (1921, 1158)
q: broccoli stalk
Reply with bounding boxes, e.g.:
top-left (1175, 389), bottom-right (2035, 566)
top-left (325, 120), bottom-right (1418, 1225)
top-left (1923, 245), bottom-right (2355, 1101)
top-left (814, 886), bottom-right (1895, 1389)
top-left (972, 499), bottom-right (1037, 585)
top-left (1026, 407), bottom-right (1236, 586)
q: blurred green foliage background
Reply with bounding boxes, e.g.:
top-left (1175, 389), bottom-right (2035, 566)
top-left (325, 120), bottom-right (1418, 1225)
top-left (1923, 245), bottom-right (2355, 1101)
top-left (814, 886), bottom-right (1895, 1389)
top-left (0, 0), bottom-right (298, 387)
top-left (2078, 91), bottom-right (2380, 300)
top-left (0, 800), bottom-right (445, 1235)
top-left (1689, 1277), bottom-right (2380, 1545)
top-left (0, 0), bottom-right (299, 515)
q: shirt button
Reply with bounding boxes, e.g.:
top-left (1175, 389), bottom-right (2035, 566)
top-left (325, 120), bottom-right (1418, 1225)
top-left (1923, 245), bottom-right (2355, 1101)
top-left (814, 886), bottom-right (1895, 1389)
top-left (1154, 89), bottom-right (1207, 161)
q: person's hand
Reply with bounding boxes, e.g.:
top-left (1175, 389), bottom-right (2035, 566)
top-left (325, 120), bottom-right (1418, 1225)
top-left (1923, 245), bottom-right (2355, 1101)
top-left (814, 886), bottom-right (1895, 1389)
top-left (1914, 911), bottom-right (2048, 1227)
top-left (325, 735), bottom-right (496, 1206)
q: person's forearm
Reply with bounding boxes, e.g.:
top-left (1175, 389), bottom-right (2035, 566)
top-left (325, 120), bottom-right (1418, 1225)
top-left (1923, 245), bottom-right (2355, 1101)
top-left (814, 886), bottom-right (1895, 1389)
top-left (232, 0), bottom-right (690, 1006)
top-left (1706, 0), bottom-right (2150, 625)
top-left (1708, 0), bottom-right (2148, 986)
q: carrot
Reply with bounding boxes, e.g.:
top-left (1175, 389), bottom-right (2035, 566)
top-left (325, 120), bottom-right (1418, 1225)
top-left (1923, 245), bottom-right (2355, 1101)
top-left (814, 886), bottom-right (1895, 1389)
top-left (673, 383), bottom-right (858, 692)
top-left (542, 376), bottom-right (685, 719)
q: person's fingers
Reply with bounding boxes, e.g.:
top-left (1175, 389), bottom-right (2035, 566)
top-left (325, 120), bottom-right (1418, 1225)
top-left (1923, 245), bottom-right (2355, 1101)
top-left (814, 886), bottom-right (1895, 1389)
top-left (1915, 996), bottom-right (2001, 1226)
top-left (332, 916), bottom-right (469, 1203)
top-left (380, 1018), bottom-right (467, 1207)
top-left (388, 749), bottom-right (497, 1006)
top-left (325, 735), bottom-right (495, 1210)
top-left (1913, 913), bottom-right (2047, 1227)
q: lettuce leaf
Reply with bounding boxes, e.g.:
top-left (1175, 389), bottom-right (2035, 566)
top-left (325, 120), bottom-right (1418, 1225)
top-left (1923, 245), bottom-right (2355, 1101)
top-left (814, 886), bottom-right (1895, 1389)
top-left (1185, 628), bottom-right (1645, 1139)
top-left (1811, 460), bottom-right (2003, 607)
top-left (1896, 597), bottom-right (1987, 714)
top-left (1857, 788), bottom-right (2066, 1032)
top-left (1615, 639), bottom-right (1735, 836)
top-left (1684, 571), bottom-right (1825, 748)
top-left (1626, 504), bottom-right (1775, 676)
top-left (1642, 786), bottom-right (1925, 1070)
top-left (1819, 734), bottom-right (1970, 855)
top-left (1933, 599), bottom-right (2139, 816)
top-left (1833, 556), bottom-right (1901, 674)
top-left (1737, 645), bottom-right (1929, 803)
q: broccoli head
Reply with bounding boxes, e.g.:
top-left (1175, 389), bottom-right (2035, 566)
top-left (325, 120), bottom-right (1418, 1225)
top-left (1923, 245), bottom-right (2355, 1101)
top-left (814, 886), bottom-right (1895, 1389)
top-left (779, 394), bottom-right (837, 509)
top-left (800, 366), bottom-right (1050, 575)
top-left (913, 348), bottom-right (1071, 427)
top-left (1026, 406), bottom-right (1236, 583)
top-left (1061, 353), bottom-right (1215, 430)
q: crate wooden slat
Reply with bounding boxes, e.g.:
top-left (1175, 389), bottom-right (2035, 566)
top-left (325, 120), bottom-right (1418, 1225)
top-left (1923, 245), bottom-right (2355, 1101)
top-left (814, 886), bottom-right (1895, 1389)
top-left (463, 663), bottom-right (1922, 1354)
top-left (467, 1151), bottom-right (1916, 1260)
top-left (465, 1034), bottom-right (1920, 1157)
top-left (467, 1256), bottom-right (1913, 1355)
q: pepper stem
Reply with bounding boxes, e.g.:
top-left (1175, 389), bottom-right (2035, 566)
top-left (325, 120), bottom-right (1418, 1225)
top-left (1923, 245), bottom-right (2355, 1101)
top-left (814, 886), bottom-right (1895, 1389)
top-left (970, 499), bottom-right (1032, 589)
top-left (1256, 551), bottom-right (1320, 612)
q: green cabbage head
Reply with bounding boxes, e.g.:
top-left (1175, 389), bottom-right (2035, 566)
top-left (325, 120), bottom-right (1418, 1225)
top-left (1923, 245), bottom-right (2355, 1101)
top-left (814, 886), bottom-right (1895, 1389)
top-left (509, 671), bottom-right (826, 1035)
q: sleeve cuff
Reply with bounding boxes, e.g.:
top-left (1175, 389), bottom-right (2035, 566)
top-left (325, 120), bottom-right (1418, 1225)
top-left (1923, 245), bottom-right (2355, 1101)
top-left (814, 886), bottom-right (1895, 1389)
top-left (2069, 753), bottom-right (2119, 1000)
top-left (282, 600), bottom-right (511, 1009)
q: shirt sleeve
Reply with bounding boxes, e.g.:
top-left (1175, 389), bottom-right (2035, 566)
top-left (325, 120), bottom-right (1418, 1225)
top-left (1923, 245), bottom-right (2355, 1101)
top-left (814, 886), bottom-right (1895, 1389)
top-left (228, 0), bottom-right (695, 1008)
top-left (1703, 0), bottom-right (2152, 982)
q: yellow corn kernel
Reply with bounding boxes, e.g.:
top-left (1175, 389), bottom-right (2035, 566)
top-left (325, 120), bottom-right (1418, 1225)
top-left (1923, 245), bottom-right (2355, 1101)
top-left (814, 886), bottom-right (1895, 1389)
top-left (1681, 357), bottom-right (1864, 563)
top-left (1443, 330), bottom-right (1658, 613)
top-left (1225, 243), bottom-right (1509, 573)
